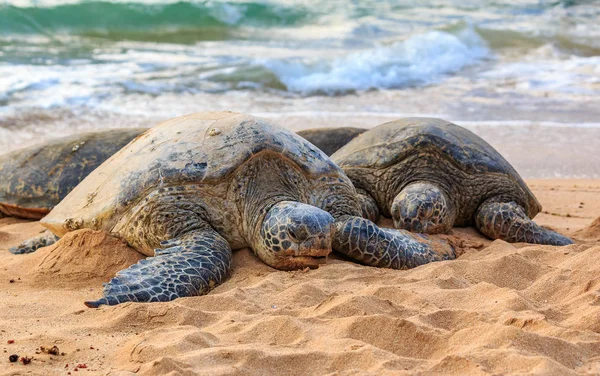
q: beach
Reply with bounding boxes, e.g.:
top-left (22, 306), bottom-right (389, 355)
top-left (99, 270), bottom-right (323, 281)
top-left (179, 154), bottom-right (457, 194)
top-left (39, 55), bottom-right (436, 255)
top-left (2, 1), bottom-right (600, 374)
top-left (1, 177), bottom-right (599, 375)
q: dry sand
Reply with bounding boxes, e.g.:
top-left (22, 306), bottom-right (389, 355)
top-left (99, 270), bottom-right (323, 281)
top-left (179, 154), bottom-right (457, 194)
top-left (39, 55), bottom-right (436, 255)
top-left (1, 179), bottom-right (599, 375)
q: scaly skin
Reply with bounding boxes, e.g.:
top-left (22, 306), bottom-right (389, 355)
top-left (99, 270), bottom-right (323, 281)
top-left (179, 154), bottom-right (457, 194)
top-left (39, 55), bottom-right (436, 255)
top-left (356, 188), bottom-right (380, 223)
top-left (330, 118), bottom-right (574, 245)
top-left (85, 189), bottom-right (337, 307)
top-left (332, 215), bottom-right (455, 269)
top-left (85, 190), bottom-right (453, 307)
top-left (85, 228), bottom-right (232, 307)
top-left (254, 201), bottom-right (333, 270)
top-left (11, 114), bottom-right (458, 309)
top-left (9, 231), bottom-right (59, 254)
top-left (316, 178), bottom-right (455, 269)
top-left (475, 199), bottom-right (573, 246)
top-left (391, 182), bottom-right (456, 234)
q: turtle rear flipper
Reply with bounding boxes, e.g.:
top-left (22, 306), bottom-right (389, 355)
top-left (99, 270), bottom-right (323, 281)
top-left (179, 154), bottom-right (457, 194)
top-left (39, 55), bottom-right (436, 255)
top-left (85, 228), bottom-right (232, 308)
top-left (9, 231), bottom-right (59, 254)
top-left (475, 200), bottom-right (573, 246)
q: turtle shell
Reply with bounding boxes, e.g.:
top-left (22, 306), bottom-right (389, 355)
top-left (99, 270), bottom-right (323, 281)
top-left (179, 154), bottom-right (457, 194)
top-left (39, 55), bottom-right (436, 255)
top-left (0, 128), bottom-right (147, 219)
top-left (331, 117), bottom-right (541, 219)
top-left (297, 127), bottom-right (367, 156)
top-left (42, 112), bottom-right (343, 236)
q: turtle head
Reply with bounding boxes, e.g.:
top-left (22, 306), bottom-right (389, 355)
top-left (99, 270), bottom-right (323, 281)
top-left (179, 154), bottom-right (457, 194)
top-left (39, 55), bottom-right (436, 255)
top-left (391, 182), bottom-right (455, 234)
top-left (256, 201), bottom-right (334, 270)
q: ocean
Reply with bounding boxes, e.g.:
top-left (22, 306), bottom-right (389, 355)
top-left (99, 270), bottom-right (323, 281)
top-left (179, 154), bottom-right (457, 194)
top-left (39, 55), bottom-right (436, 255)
top-left (1, 0), bottom-right (600, 176)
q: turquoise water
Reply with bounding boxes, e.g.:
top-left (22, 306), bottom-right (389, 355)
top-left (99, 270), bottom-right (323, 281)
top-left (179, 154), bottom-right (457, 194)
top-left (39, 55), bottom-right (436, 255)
top-left (1, 1), bottom-right (310, 41)
top-left (1, 0), bottom-right (600, 152)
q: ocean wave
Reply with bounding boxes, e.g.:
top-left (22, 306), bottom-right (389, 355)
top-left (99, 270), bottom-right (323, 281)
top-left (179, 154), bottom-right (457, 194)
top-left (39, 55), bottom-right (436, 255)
top-left (481, 51), bottom-right (600, 96)
top-left (0, 1), bottom-right (312, 42)
top-left (474, 26), bottom-right (600, 57)
top-left (0, 27), bottom-right (491, 111)
top-left (208, 27), bottom-right (490, 94)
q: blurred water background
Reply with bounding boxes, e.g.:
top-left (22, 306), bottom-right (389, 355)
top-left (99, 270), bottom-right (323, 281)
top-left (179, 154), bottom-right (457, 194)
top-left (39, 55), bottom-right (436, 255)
top-left (1, 0), bottom-right (600, 176)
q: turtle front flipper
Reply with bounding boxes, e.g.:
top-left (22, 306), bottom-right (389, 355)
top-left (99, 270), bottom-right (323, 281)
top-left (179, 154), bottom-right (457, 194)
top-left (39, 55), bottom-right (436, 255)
top-left (332, 215), bottom-right (455, 269)
top-left (84, 228), bottom-right (232, 308)
top-left (9, 230), bottom-right (59, 254)
top-left (475, 200), bottom-right (573, 246)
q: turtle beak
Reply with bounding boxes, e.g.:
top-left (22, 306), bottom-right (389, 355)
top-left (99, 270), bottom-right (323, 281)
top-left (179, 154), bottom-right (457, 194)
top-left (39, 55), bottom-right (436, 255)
top-left (294, 232), bottom-right (332, 268)
top-left (278, 233), bottom-right (332, 270)
top-left (290, 255), bottom-right (329, 269)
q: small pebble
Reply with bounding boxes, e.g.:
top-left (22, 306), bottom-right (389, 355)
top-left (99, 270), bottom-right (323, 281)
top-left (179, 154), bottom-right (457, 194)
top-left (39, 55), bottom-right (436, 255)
top-left (208, 128), bottom-right (221, 136)
top-left (41, 345), bottom-right (60, 355)
top-left (9, 354), bottom-right (18, 362)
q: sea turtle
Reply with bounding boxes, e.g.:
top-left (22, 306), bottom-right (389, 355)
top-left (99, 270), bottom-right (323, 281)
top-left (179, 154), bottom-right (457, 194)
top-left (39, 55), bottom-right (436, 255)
top-left (330, 117), bottom-right (573, 246)
top-left (297, 127), bottom-right (367, 156)
top-left (10, 112), bottom-right (454, 307)
top-left (0, 128), bottom-right (147, 220)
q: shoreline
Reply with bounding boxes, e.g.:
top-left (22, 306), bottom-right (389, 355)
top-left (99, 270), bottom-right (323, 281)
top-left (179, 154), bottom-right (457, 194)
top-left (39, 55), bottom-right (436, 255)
top-left (2, 112), bottom-right (600, 179)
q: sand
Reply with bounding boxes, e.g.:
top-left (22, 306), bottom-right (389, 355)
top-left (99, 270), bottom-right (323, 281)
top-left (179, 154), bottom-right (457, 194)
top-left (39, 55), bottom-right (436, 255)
top-left (1, 179), bottom-right (599, 375)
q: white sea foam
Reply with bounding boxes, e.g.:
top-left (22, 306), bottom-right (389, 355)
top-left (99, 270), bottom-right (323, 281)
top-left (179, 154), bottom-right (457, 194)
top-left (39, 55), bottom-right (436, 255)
top-left (0, 28), bottom-right (491, 110)
top-left (482, 51), bottom-right (600, 96)
top-left (2, 0), bottom-right (599, 131)
top-left (260, 28), bottom-right (490, 94)
top-left (205, 2), bottom-right (244, 25)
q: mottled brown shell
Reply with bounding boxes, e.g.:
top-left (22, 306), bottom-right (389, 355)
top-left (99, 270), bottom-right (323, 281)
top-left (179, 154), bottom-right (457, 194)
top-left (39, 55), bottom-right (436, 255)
top-left (42, 112), bottom-right (344, 235)
top-left (0, 128), bottom-right (146, 219)
top-left (332, 117), bottom-right (541, 217)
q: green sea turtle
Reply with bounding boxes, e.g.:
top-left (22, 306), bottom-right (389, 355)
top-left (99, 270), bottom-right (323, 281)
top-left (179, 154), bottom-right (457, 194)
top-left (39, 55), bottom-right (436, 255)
top-left (10, 112), bottom-right (454, 307)
top-left (0, 128), bottom-right (147, 220)
top-left (330, 117), bottom-right (573, 246)
top-left (297, 127), bottom-right (367, 156)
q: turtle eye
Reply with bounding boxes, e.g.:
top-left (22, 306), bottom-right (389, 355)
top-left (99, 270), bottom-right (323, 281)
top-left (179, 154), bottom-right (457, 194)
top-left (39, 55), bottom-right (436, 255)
top-left (287, 226), bottom-right (308, 242)
top-left (288, 227), bottom-right (299, 241)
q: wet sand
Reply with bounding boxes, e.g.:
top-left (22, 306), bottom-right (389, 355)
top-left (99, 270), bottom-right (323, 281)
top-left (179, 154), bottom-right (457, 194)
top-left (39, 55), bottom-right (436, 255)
top-left (4, 109), bottom-right (600, 179)
top-left (1, 179), bottom-right (599, 375)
